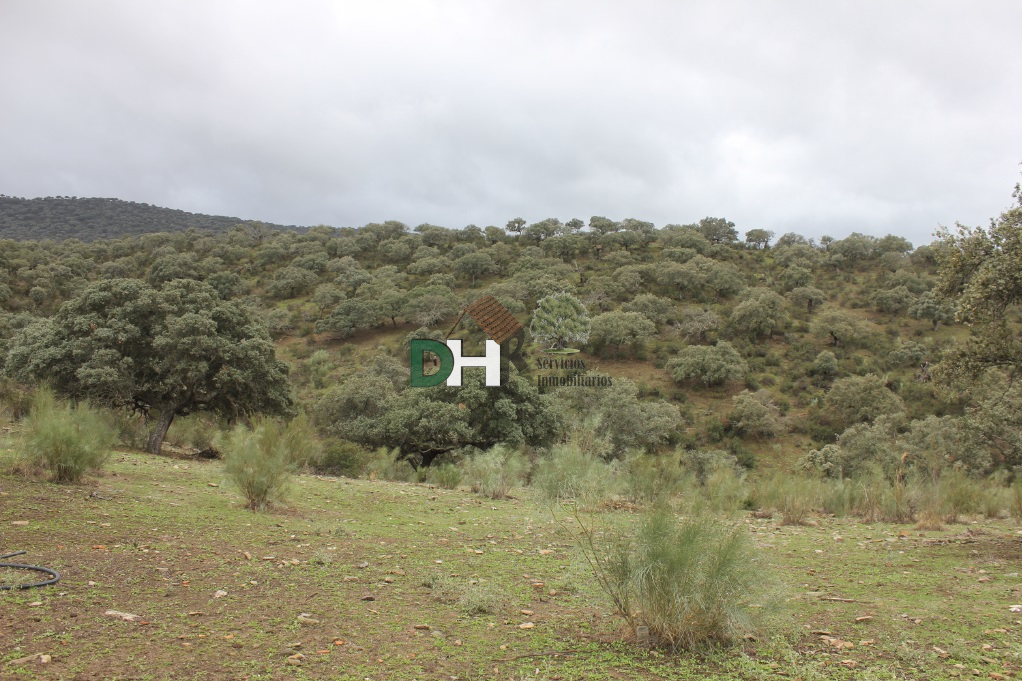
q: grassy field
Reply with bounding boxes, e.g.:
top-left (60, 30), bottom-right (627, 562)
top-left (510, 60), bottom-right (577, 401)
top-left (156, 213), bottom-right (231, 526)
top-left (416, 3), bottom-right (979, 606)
top-left (3, 450), bottom-right (1022, 680)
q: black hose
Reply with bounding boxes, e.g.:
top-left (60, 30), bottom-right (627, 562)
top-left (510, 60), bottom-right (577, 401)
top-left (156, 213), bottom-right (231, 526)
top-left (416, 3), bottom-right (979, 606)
top-left (0, 551), bottom-right (60, 590)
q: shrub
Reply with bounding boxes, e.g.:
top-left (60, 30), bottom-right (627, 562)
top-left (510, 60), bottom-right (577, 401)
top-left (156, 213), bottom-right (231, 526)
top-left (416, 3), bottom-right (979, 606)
top-left (19, 388), bottom-right (115, 483)
top-left (425, 462), bottom-right (463, 489)
top-left (623, 454), bottom-right (692, 505)
top-left (365, 447), bottom-right (417, 482)
top-left (667, 342), bottom-right (747, 387)
top-left (533, 443), bottom-right (621, 508)
top-left (577, 508), bottom-right (778, 649)
top-left (461, 446), bottom-right (530, 499)
top-left (314, 438), bottom-right (372, 477)
top-left (221, 417), bottom-right (308, 511)
top-left (422, 572), bottom-right (505, 615)
top-left (165, 413), bottom-right (221, 452)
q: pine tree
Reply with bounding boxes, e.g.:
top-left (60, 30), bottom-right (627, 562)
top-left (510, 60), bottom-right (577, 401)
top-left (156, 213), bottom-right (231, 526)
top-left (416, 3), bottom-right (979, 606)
top-left (529, 292), bottom-right (591, 351)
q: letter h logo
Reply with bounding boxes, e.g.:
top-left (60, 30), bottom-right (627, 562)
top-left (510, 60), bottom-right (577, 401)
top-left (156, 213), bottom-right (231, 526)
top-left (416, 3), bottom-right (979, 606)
top-left (409, 339), bottom-right (501, 387)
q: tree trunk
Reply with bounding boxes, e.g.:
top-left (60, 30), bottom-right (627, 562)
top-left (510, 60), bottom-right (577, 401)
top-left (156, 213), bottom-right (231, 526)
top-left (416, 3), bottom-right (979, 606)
top-left (148, 409), bottom-right (176, 455)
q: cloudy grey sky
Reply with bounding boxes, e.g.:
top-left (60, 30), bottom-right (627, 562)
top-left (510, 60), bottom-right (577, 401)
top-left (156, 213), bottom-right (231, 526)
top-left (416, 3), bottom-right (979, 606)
top-left (2, 1), bottom-right (1020, 246)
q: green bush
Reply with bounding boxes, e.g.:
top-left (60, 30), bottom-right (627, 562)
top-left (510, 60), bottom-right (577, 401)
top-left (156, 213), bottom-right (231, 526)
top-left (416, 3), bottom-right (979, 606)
top-left (365, 447), bottom-right (417, 483)
top-left (166, 413), bottom-right (222, 452)
top-left (460, 445), bottom-right (529, 499)
top-left (533, 443), bottom-right (620, 508)
top-left (314, 438), bottom-right (372, 477)
top-left (624, 454), bottom-right (692, 506)
top-left (579, 508), bottom-right (778, 650)
top-left (220, 417), bottom-right (307, 511)
top-left (425, 462), bottom-right (463, 489)
top-left (19, 389), bottom-right (115, 483)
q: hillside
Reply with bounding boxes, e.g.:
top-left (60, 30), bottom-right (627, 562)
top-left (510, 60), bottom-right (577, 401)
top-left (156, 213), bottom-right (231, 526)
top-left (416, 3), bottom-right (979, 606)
top-left (0, 195), bottom-right (301, 241)
top-left (3, 207), bottom-right (1004, 479)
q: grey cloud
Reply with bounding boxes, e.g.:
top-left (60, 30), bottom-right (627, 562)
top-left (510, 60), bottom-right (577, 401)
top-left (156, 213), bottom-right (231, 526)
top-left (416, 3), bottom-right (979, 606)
top-left (2, 0), bottom-right (1021, 246)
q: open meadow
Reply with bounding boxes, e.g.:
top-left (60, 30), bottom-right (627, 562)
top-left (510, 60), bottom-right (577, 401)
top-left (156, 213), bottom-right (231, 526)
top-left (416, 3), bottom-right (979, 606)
top-left (4, 448), bottom-right (1022, 681)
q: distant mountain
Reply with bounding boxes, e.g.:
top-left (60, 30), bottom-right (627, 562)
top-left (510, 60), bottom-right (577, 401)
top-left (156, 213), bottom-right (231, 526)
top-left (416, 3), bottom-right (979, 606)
top-left (0, 195), bottom-right (302, 241)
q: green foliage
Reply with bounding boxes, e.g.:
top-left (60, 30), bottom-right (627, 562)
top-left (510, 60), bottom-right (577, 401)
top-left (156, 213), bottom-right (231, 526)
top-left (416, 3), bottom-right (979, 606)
top-left (553, 376), bottom-right (679, 457)
top-left (4, 278), bottom-right (295, 455)
top-left (727, 288), bottom-right (789, 340)
top-left (935, 183), bottom-right (1022, 381)
top-left (533, 442), bottom-right (621, 507)
top-left (314, 438), bottom-right (372, 477)
top-left (589, 310), bottom-right (656, 357)
top-left (909, 290), bottom-right (955, 330)
top-left (575, 507), bottom-right (776, 649)
top-left (220, 417), bottom-right (300, 511)
top-left (667, 342), bottom-right (747, 387)
top-left (811, 351), bottom-right (838, 377)
top-left (18, 388), bottom-right (114, 482)
top-left (824, 374), bottom-right (904, 428)
top-left (460, 445), bottom-right (529, 499)
top-left (529, 291), bottom-right (592, 351)
top-left (424, 462), bottom-right (463, 489)
top-left (365, 447), bottom-right (417, 482)
top-left (728, 389), bottom-right (785, 438)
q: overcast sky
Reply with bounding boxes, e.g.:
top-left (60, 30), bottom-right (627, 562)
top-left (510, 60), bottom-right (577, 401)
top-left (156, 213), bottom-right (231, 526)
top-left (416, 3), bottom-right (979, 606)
top-left (2, 1), bottom-right (1020, 246)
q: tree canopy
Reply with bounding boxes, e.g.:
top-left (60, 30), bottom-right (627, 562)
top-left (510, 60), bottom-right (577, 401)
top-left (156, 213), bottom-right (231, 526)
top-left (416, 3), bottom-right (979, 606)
top-left (4, 278), bottom-right (295, 454)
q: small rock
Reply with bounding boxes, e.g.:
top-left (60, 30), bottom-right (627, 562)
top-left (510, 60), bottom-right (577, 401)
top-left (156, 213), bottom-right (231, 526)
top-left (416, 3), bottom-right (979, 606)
top-left (519, 622), bottom-right (534, 629)
top-left (104, 610), bottom-right (141, 622)
top-left (358, 561), bottom-right (369, 569)
top-left (361, 595), bottom-right (375, 601)
top-left (414, 624), bottom-right (431, 630)
top-left (213, 590), bottom-right (228, 599)
top-left (286, 653), bottom-right (304, 665)
top-left (383, 576), bottom-right (394, 583)
top-left (11, 520), bottom-right (28, 526)
top-left (38, 655), bottom-right (52, 664)
top-left (1009, 605), bottom-right (1022, 613)
top-left (28, 601), bottom-right (42, 607)
top-left (343, 576), bottom-right (359, 582)
top-left (207, 483), bottom-right (218, 487)
top-left (297, 614), bottom-right (319, 625)
top-left (520, 609), bottom-right (534, 616)
top-left (855, 615), bottom-right (873, 622)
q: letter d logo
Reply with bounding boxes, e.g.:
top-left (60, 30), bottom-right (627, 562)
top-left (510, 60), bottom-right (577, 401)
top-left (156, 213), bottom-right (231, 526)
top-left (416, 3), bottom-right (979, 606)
top-left (410, 340), bottom-right (454, 387)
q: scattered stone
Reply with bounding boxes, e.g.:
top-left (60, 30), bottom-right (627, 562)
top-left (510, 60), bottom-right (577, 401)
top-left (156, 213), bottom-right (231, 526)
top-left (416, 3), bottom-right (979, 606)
top-left (28, 601), bottom-right (42, 607)
top-left (8, 654), bottom-right (38, 666)
top-left (213, 590), bottom-right (228, 599)
top-left (242, 552), bottom-right (252, 560)
top-left (855, 616), bottom-right (873, 622)
top-left (358, 561), bottom-right (369, 569)
top-left (519, 622), bottom-right (535, 629)
top-left (286, 653), bottom-right (304, 665)
top-left (361, 595), bottom-right (375, 601)
top-left (343, 576), bottom-right (359, 582)
top-left (297, 614), bottom-right (319, 625)
top-left (104, 610), bottom-right (141, 622)
top-left (11, 520), bottom-right (28, 526)
top-left (383, 576), bottom-right (394, 583)
top-left (207, 483), bottom-right (218, 487)
top-left (520, 609), bottom-right (534, 616)
top-left (414, 624), bottom-right (431, 630)
top-left (188, 611), bottom-right (203, 616)
top-left (37, 655), bottom-right (51, 664)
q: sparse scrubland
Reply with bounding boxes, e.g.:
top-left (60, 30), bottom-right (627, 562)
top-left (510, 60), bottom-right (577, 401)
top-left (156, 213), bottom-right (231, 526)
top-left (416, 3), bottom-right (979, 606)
top-left (2, 182), bottom-right (1022, 677)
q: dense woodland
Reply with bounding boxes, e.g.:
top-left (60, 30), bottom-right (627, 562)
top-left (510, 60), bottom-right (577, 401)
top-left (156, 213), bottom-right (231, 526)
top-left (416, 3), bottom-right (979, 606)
top-left (1, 191), bottom-right (1020, 486)
top-left (0, 195), bottom-right (297, 241)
